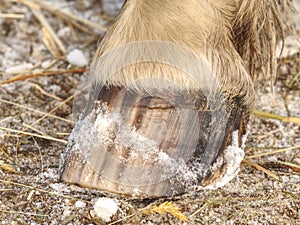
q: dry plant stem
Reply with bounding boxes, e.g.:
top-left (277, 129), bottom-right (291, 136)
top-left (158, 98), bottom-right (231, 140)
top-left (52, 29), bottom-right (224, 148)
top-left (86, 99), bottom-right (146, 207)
top-left (0, 99), bottom-right (74, 124)
top-left (29, 6), bottom-right (66, 56)
top-left (30, 93), bottom-right (76, 127)
top-left (0, 127), bottom-right (68, 144)
top-left (0, 13), bottom-right (24, 19)
top-left (287, 71), bottom-right (300, 88)
top-left (23, 123), bottom-right (48, 136)
top-left (0, 164), bottom-right (17, 173)
top-left (253, 110), bottom-right (300, 125)
top-left (141, 202), bottom-right (188, 222)
top-left (242, 159), bottom-right (280, 180)
top-left (32, 137), bottom-right (44, 172)
top-left (109, 202), bottom-right (188, 225)
top-left (190, 203), bottom-right (208, 217)
top-left (33, 83), bottom-right (63, 101)
top-left (0, 179), bottom-right (91, 204)
top-left (276, 161), bottom-right (300, 171)
top-left (0, 209), bottom-right (48, 217)
top-left (0, 68), bottom-right (87, 85)
top-left (108, 214), bottom-right (137, 225)
top-left (246, 144), bottom-right (300, 159)
top-left (67, 19), bottom-right (98, 37)
top-left (42, 27), bottom-right (62, 58)
top-left (19, 0), bottom-right (107, 32)
top-left (0, 147), bottom-right (14, 162)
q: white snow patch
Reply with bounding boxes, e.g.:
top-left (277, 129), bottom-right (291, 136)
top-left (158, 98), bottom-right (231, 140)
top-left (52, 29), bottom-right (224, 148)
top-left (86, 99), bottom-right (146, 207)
top-left (93, 198), bottom-right (118, 222)
top-left (38, 168), bottom-right (59, 181)
top-left (66, 49), bottom-right (88, 67)
top-left (75, 200), bottom-right (86, 208)
top-left (49, 183), bottom-right (70, 194)
top-left (5, 63), bottom-right (33, 74)
top-left (72, 103), bottom-right (161, 163)
top-left (204, 130), bottom-right (247, 189)
top-left (41, 60), bottom-right (53, 69)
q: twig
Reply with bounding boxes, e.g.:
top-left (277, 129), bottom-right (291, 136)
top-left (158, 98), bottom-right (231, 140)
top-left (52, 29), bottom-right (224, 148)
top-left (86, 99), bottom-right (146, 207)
top-left (242, 159), bottom-right (280, 180)
top-left (19, 0), bottom-right (106, 33)
top-left (30, 6), bottom-right (66, 56)
top-left (253, 110), bottom-right (300, 125)
top-left (275, 161), bottom-right (300, 173)
top-left (33, 83), bottom-right (63, 101)
top-left (0, 126), bottom-right (68, 144)
top-left (22, 123), bottom-right (48, 136)
top-left (0, 164), bottom-right (17, 173)
top-left (30, 93), bottom-right (76, 127)
top-left (190, 203), bottom-right (208, 217)
top-left (0, 13), bottom-right (24, 19)
top-left (141, 202), bottom-right (188, 222)
top-left (0, 179), bottom-right (92, 203)
top-left (0, 99), bottom-right (74, 124)
top-left (42, 27), bottom-right (63, 58)
top-left (0, 147), bottom-right (14, 163)
top-left (0, 68), bottom-right (87, 85)
top-left (246, 144), bottom-right (300, 159)
top-left (287, 71), bottom-right (300, 88)
top-left (108, 213), bottom-right (137, 225)
top-left (32, 137), bottom-right (44, 172)
top-left (0, 209), bottom-right (48, 217)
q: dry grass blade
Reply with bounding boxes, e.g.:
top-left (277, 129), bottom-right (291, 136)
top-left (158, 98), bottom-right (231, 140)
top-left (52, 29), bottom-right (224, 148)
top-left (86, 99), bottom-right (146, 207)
top-left (29, 6), bottom-right (66, 56)
top-left (108, 214), bottom-right (137, 225)
top-left (0, 13), bottom-right (24, 19)
top-left (0, 127), bottom-right (68, 144)
top-left (0, 164), bottom-right (17, 173)
top-left (42, 27), bottom-right (63, 58)
top-left (0, 147), bottom-right (14, 163)
top-left (246, 144), bottom-right (300, 159)
top-left (190, 203), bottom-right (208, 217)
top-left (141, 202), bottom-right (188, 222)
top-left (0, 209), bottom-right (48, 217)
top-left (110, 202), bottom-right (189, 224)
top-left (0, 68), bottom-right (87, 85)
top-left (30, 92), bottom-right (76, 127)
top-left (33, 83), bottom-right (63, 101)
top-left (287, 71), bottom-right (300, 88)
top-left (242, 159), bottom-right (280, 180)
top-left (283, 191), bottom-right (300, 199)
top-left (0, 179), bottom-right (91, 203)
top-left (253, 110), bottom-right (300, 125)
top-left (275, 161), bottom-right (300, 173)
top-left (19, 0), bottom-right (106, 33)
top-left (22, 123), bottom-right (48, 136)
top-left (0, 99), bottom-right (74, 124)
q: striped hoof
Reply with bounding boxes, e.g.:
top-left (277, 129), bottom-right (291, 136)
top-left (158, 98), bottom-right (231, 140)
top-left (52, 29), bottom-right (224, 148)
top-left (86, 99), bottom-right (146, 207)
top-left (59, 0), bottom-right (293, 198)
top-left (59, 82), bottom-right (250, 197)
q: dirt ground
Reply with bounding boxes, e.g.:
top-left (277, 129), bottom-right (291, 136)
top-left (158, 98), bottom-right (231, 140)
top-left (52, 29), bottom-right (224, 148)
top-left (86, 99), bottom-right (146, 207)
top-left (0, 1), bottom-right (300, 224)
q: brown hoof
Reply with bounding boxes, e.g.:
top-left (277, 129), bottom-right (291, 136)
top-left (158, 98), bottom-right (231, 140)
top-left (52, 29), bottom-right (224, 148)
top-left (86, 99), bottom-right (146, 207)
top-left (59, 82), bottom-right (249, 198)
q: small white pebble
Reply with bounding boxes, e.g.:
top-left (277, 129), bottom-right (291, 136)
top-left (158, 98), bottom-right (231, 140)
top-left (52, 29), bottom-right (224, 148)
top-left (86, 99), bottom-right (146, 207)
top-left (41, 60), bottom-right (53, 69)
top-left (66, 49), bottom-right (88, 67)
top-left (75, 200), bottom-right (86, 208)
top-left (5, 63), bottom-right (33, 74)
top-left (93, 198), bottom-right (118, 222)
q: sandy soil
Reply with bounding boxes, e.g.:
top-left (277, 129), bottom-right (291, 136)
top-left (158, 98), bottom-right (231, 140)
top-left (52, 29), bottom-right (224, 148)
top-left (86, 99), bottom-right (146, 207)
top-left (0, 1), bottom-right (299, 224)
